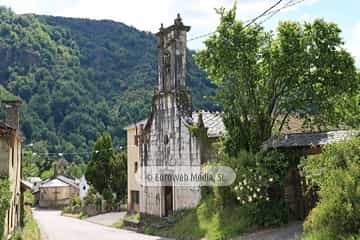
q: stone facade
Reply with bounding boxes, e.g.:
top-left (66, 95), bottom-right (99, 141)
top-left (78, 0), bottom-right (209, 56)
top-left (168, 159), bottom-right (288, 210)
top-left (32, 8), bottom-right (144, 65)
top-left (138, 15), bottom-right (202, 217)
top-left (0, 100), bottom-right (22, 239)
top-left (124, 122), bottom-right (144, 212)
top-left (39, 176), bottom-right (79, 209)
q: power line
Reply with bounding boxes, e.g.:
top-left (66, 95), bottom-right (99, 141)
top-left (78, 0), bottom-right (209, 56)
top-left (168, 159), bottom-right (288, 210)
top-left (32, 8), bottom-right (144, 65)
top-left (258, 0), bottom-right (306, 25)
top-left (187, 0), bottom-right (306, 42)
top-left (24, 146), bottom-right (125, 157)
top-left (243, 0), bottom-right (283, 29)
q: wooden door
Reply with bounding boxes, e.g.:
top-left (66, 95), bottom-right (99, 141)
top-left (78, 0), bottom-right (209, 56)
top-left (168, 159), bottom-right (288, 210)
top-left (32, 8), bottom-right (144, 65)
top-left (164, 186), bottom-right (173, 216)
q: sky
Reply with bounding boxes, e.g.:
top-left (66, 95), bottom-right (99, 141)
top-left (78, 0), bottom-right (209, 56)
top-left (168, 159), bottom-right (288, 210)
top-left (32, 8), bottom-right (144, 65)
top-left (0, 0), bottom-right (359, 66)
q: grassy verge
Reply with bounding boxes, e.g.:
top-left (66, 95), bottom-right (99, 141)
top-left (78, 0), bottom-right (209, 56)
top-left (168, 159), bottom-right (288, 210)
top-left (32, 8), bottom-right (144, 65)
top-left (111, 212), bottom-right (140, 229)
top-left (62, 213), bottom-right (81, 219)
top-left (124, 213), bottom-right (140, 222)
top-left (111, 220), bottom-right (124, 229)
top-left (303, 232), bottom-right (360, 240)
top-left (144, 196), bottom-right (253, 240)
top-left (11, 207), bottom-right (41, 240)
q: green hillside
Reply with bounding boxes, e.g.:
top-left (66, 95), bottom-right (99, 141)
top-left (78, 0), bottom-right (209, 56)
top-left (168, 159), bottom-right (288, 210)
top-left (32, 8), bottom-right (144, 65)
top-left (0, 7), bottom-right (217, 162)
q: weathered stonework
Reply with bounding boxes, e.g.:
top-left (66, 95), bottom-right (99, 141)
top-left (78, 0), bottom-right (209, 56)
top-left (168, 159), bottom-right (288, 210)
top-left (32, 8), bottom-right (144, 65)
top-left (139, 15), bottom-right (202, 217)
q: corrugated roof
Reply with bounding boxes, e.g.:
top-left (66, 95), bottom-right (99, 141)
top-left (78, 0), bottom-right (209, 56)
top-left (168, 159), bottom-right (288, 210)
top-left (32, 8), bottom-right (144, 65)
top-left (262, 130), bottom-right (360, 150)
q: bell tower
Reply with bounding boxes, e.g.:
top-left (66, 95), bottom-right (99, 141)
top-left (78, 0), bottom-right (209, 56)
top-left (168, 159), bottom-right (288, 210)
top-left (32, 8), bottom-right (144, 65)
top-left (156, 14), bottom-right (191, 92)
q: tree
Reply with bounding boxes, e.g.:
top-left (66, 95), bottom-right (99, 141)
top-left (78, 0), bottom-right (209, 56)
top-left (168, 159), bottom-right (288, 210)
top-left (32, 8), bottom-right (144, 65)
top-left (0, 8), bottom-right (217, 164)
top-left (85, 133), bottom-right (113, 196)
top-left (195, 6), bottom-right (359, 154)
top-left (110, 152), bottom-right (127, 202)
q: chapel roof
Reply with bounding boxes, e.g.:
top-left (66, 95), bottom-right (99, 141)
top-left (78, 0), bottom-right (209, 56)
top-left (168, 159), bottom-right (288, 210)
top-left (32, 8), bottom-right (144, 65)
top-left (262, 130), bottom-right (360, 150)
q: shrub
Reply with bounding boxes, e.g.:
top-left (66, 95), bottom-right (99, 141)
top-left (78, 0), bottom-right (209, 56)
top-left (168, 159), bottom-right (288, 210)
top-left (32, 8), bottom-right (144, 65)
top-left (63, 196), bottom-right (82, 214)
top-left (24, 190), bottom-right (35, 206)
top-left (10, 207), bottom-right (41, 240)
top-left (217, 149), bottom-right (289, 227)
top-left (0, 177), bottom-right (11, 238)
top-left (302, 136), bottom-right (360, 239)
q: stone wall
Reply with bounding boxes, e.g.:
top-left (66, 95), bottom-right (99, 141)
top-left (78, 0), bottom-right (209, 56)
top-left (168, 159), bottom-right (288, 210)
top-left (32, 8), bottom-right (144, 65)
top-left (39, 185), bottom-right (78, 208)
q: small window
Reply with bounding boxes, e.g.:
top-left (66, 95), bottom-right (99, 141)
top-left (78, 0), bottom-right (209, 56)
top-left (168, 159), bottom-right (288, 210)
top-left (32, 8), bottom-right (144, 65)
top-left (134, 162), bottom-right (138, 173)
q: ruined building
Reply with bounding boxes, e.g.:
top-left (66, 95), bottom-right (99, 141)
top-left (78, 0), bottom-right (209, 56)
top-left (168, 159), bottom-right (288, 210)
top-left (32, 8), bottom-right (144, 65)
top-left (140, 14), bottom-right (200, 217)
top-left (125, 15), bottom-right (224, 217)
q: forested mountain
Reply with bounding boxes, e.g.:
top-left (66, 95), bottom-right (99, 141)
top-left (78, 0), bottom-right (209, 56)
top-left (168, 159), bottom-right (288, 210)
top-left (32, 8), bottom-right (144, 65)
top-left (0, 7), bottom-right (217, 162)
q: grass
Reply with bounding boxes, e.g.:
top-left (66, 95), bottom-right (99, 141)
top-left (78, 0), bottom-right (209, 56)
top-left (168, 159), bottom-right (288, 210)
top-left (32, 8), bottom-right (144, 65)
top-left (302, 231), bottom-right (360, 240)
top-left (111, 212), bottom-right (140, 229)
top-left (144, 196), bottom-right (253, 240)
top-left (124, 212), bottom-right (140, 222)
top-left (62, 213), bottom-right (81, 219)
top-left (11, 207), bottom-right (41, 240)
top-left (111, 220), bottom-right (124, 229)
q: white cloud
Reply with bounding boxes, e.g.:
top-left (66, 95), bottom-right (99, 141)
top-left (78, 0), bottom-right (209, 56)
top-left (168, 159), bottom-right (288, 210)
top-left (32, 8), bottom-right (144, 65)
top-left (347, 21), bottom-right (360, 67)
top-left (0, 0), bottom-right (327, 50)
top-left (0, 0), bottom-right (281, 49)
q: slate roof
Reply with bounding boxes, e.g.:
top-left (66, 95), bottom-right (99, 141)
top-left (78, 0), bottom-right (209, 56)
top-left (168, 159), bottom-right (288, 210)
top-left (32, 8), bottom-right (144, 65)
top-left (262, 130), bottom-right (360, 150)
top-left (192, 111), bottom-right (225, 138)
top-left (123, 112), bottom-right (360, 150)
top-left (0, 121), bottom-right (15, 136)
top-left (124, 111), bottom-right (225, 138)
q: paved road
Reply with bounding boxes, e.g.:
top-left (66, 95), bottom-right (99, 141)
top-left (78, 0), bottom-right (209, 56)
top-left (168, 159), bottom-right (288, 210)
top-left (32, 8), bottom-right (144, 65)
top-left (33, 209), bottom-right (168, 240)
top-left (86, 211), bottom-right (126, 226)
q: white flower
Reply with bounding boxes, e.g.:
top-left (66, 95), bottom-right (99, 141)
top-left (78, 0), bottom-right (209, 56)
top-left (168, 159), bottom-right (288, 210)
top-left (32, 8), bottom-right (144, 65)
top-left (266, 197), bottom-right (270, 201)
top-left (257, 188), bottom-right (261, 192)
top-left (234, 186), bottom-right (238, 191)
top-left (243, 179), bottom-right (247, 185)
top-left (240, 186), bottom-right (243, 190)
top-left (242, 200), bottom-right (246, 204)
top-left (237, 196), bottom-right (241, 201)
top-left (248, 196), bottom-right (253, 202)
top-left (269, 178), bottom-right (274, 182)
top-left (253, 193), bottom-right (257, 198)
